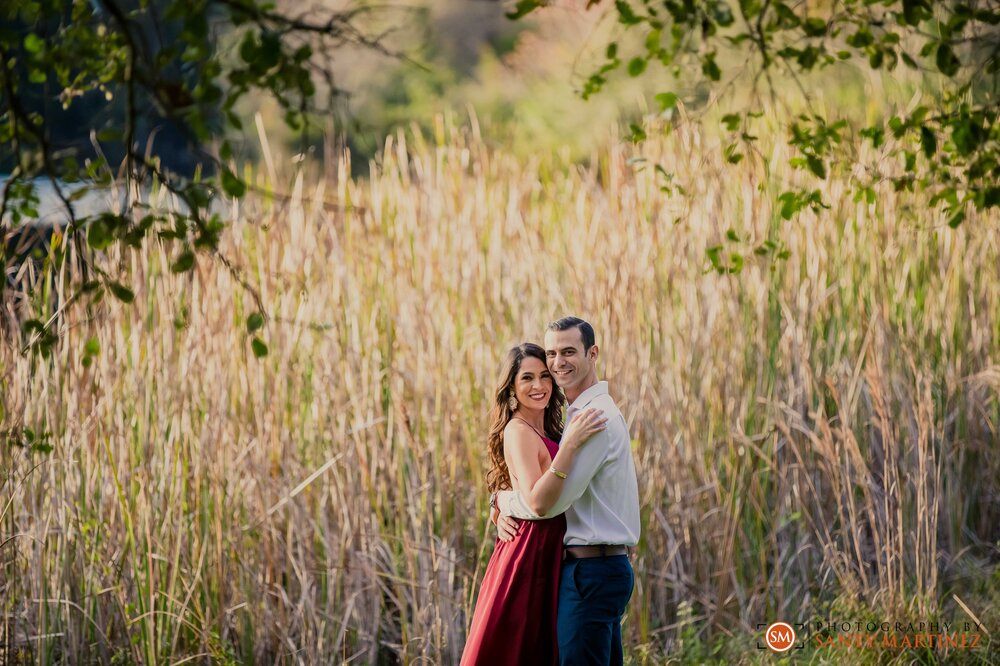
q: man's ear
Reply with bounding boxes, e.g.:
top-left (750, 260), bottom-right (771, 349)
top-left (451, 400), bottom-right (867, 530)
top-left (589, 345), bottom-right (599, 361)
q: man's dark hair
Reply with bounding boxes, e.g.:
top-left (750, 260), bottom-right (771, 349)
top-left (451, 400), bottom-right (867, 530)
top-left (547, 316), bottom-right (596, 351)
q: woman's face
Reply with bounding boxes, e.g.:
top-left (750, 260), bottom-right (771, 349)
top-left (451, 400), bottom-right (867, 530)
top-left (511, 356), bottom-right (553, 412)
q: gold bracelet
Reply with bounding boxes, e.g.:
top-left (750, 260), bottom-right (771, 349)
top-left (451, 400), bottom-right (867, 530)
top-left (549, 465), bottom-right (568, 479)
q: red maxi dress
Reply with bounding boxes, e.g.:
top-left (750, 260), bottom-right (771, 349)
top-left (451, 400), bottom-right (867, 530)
top-left (461, 436), bottom-right (566, 666)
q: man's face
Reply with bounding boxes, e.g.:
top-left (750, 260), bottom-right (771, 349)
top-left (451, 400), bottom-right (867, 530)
top-left (544, 327), bottom-right (596, 396)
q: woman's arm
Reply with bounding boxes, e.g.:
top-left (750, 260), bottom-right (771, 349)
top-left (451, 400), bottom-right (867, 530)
top-left (503, 409), bottom-right (606, 516)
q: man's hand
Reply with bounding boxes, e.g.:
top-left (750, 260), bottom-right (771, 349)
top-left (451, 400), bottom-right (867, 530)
top-left (496, 513), bottom-right (520, 542)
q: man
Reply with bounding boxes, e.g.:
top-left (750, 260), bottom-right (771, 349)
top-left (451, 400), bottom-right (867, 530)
top-left (494, 316), bottom-right (641, 665)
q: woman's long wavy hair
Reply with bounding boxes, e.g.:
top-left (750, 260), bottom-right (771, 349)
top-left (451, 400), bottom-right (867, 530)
top-left (485, 343), bottom-right (566, 494)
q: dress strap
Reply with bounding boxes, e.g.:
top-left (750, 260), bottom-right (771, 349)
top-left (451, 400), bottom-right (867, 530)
top-left (512, 416), bottom-right (548, 444)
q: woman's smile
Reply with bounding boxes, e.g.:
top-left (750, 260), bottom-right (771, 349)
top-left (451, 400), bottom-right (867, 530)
top-left (513, 357), bottom-right (553, 410)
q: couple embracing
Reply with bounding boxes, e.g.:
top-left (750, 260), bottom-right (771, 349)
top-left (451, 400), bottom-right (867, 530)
top-left (462, 317), bottom-right (641, 666)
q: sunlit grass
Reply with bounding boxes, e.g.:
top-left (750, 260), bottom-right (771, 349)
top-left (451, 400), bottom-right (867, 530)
top-left (1, 114), bottom-right (998, 664)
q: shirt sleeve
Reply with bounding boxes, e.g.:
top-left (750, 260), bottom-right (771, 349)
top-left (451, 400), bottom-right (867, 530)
top-left (496, 425), bottom-right (614, 519)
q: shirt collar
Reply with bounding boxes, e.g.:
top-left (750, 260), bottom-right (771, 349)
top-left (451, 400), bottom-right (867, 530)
top-left (566, 380), bottom-right (608, 416)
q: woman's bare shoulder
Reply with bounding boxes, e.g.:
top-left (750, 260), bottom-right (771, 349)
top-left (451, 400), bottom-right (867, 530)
top-left (502, 419), bottom-right (540, 452)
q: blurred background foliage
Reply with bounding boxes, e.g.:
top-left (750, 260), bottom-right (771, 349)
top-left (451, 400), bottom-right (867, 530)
top-left (3, 0), bottom-right (985, 196)
top-left (248, 0), bottom-right (946, 174)
top-left (253, 0), bottom-right (668, 166)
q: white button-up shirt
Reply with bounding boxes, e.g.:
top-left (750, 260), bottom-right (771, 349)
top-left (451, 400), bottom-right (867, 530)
top-left (497, 381), bottom-right (641, 546)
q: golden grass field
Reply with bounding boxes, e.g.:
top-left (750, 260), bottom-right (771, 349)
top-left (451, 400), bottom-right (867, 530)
top-left (2, 114), bottom-right (999, 664)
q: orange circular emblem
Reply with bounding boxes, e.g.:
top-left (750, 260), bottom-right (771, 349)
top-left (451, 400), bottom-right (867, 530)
top-left (764, 621), bottom-right (796, 652)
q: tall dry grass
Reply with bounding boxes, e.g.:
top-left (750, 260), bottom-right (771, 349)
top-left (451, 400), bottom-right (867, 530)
top-left (1, 113), bottom-right (999, 664)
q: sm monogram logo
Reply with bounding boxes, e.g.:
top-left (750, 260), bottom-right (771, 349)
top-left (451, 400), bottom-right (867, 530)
top-left (757, 621), bottom-right (804, 652)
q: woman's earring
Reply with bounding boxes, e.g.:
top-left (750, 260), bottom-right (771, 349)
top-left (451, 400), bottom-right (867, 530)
top-left (507, 392), bottom-right (518, 411)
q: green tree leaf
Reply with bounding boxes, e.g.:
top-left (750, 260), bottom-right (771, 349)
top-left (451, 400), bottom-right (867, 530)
top-left (247, 312), bottom-right (265, 333)
top-left (84, 336), bottom-right (100, 356)
top-left (935, 43), bottom-right (960, 76)
top-left (221, 169), bottom-right (246, 198)
top-left (627, 57), bottom-right (647, 77)
top-left (920, 126), bottom-right (937, 157)
top-left (614, 0), bottom-right (641, 26)
top-left (505, 0), bottom-right (544, 19)
top-left (803, 17), bottom-right (827, 37)
top-left (806, 155), bottom-right (826, 179)
top-left (655, 92), bottom-right (678, 111)
top-left (170, 250), bottom-right (196, 273)
top-left (23, 33), bottom-right (43, 54)
top-left (109, 282), bottom-right (135, 303)
top-left (702, 54), bottom-right (721, 81)
top-left (87, 218), bottom-right (113, 250)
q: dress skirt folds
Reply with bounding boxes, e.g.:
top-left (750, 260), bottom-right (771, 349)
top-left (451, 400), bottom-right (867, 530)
top-left (461, 437), bottom-right (565, 666)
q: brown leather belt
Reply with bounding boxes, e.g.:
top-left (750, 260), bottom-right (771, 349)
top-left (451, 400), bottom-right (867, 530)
top-left (563, 545), bottom-right (629, 560)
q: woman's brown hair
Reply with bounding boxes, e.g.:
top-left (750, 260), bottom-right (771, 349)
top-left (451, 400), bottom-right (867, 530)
top-left (485, 343), bottom-right (565, 494)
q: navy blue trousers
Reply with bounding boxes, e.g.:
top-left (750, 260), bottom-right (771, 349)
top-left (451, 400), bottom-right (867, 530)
top-left (557, 555), bottom-right (634, 666)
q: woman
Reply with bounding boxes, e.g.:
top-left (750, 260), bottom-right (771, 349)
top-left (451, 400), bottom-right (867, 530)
top-left (461, 343), bottom-right (606, 666)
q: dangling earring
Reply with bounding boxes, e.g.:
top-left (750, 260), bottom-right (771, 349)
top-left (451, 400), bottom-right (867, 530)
top-left (507, 392), bottom-right (518, 411)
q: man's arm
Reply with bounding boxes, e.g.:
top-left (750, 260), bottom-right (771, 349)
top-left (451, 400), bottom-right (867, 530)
top-left (497, 425), bottom-right (615, 519)
top-left (495, 489), bottom-right (542, 520)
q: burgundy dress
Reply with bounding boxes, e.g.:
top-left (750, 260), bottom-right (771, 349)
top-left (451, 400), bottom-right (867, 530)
top-left (461, 436), bottom-right (566, 666)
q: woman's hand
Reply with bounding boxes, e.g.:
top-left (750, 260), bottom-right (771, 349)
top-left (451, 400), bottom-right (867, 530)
top-left (561, 408), bottom-right (607, 451)
top-left (496, 513), bottom-right (520, 542)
